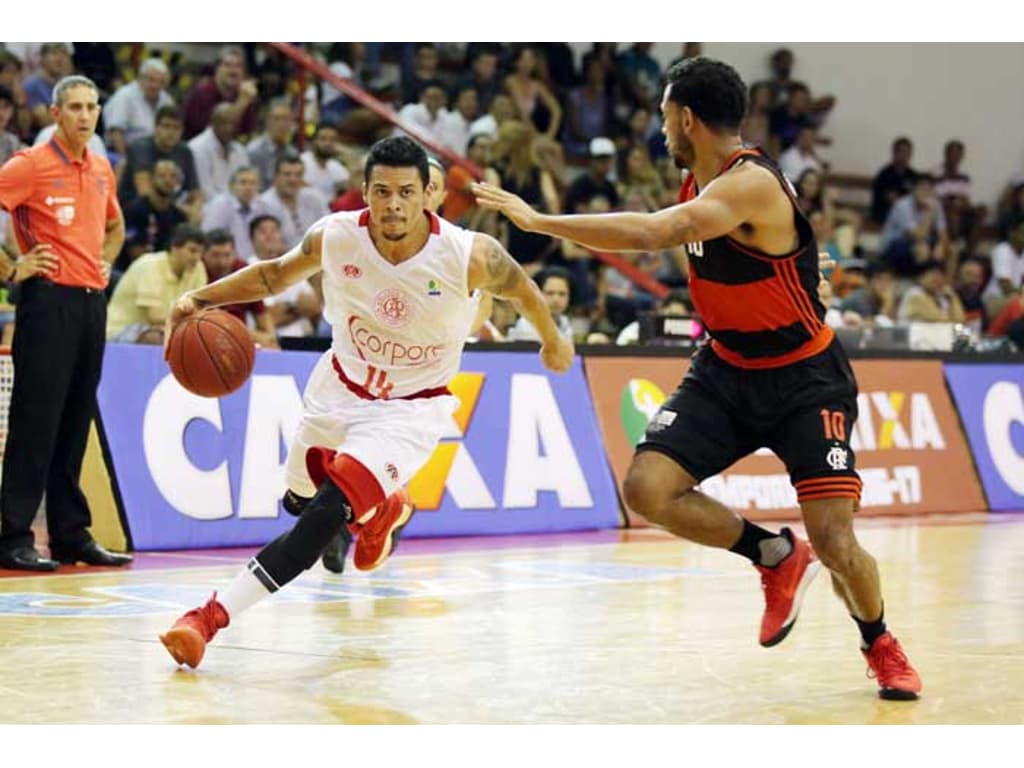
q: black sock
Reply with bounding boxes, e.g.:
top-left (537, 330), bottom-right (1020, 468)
top-left (256, 481), bottom-right (353, 588)
top-left (854, 607), bottom-right (887, 650)
top-left (729, 519), bottom-right (791, 566)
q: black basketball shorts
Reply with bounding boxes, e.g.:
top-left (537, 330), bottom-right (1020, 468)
top-left (636, 339), bottom-right (862, 504)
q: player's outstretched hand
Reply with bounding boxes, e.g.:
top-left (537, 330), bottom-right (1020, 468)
top-left (472, 183), bottom-right (540, 232)
top-left (163, 292), bottom-right (203, 360)
top-left (540, 336), bottom-right (575, 374)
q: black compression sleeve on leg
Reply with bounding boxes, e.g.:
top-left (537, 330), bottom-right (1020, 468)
top-left (282, 489), bottom-right (311, 517)
top-left (255, 481), bottom-right (353, 587)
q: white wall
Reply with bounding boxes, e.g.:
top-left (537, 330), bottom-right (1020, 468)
top-left (579, 43), bottom-right (1024, 210)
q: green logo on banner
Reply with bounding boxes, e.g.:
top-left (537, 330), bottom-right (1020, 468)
top-left (619, 379), bottom-right (667, 446)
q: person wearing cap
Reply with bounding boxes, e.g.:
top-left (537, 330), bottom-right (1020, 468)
top-left (21, 43), bottom-right (73, 132)
top-left (896, 258), bottom-right (966, 324)
top-left (0, 75), bottom-right (132, 571)
top-left (565, 137), bottom-right (621, 214)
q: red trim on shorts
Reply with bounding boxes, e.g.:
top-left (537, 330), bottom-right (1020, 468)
top-left (305, 448), bottom-right (386, 519)
top-left (794, 476), bottom-right (862, 504)
top-left (331, 355), bottom-right (451, 401)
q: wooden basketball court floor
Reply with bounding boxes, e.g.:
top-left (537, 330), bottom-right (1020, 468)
top-left (1, 513), bottom-right (1022, 724)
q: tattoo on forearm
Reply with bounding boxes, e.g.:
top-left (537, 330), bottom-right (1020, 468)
top-left (258, 264), bottom-right (274, 295)
top-left (485, 242), bottom-right (521, 295)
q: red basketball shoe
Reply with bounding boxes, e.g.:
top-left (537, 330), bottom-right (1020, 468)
top-left (863, 632), bottom-right (922, 700)
top-left (160, 592), bottom-right (229, 669)
top-left (756, 527), bottom-right (821, 647)
top-left (353, 490), bottom-right (414, 571)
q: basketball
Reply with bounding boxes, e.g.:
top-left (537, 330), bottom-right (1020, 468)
top-left (166, 309), bottom-right (255, 398)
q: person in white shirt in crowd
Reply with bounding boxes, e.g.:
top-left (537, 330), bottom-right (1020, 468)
top-left (506, 266), bottom-right (574, 341)
top-left (982, 216), bottom-right (1024, 319)
top-left (438, 85), bottom-right (479, 156)
top-left (301, 122), bottom-right (349, 204)
top-left (103, 58), bottom-right (173, 157)
top-left (468, 93), bottom-right (516, 140)
top-left (188, 102), bottom-right (251, 202)
top-left (247, 213), bottom-right (319, 337)
top-left (779, 125), bottom-right (825, 183)
top-left (201, 166), bottom-right (268, 261)
top-left (258, 154), bottom-right (329, 247)
top-left (246, 99), bottom-right (296, 190)
top-left (395, 80), bottom-right (449, 146)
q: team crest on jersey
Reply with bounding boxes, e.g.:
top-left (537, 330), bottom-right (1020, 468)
top-left (825, 446), bottom-right (849, 471)
top-left (373, 288), bottom-right (413, 328)
top-left (342, 264), bottom-right (362, 278)
top-left (427, 279), bottom-right (441, 296)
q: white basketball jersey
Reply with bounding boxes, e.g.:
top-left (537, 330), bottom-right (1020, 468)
top-left (320, 209), bottom-right (478, 398)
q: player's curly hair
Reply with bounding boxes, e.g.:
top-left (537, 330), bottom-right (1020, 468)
top-left (364, 136), bottom-right (430, 188)
top-left (664, 57), bottom-right (747, 133)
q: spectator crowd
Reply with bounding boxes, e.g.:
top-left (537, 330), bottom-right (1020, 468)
top-left (2, 41), bottom-right (1023, 351)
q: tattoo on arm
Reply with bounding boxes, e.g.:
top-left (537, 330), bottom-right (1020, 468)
top-left (257, 264), bottom-right (275, 295)
top-left (484, 241), bottom-right (522, 296)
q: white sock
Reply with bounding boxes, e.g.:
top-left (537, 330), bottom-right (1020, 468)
top-left (218, 560), bottom-right (277, 619)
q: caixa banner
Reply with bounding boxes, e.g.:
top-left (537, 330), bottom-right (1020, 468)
top-left (97, 346), bottom-right (619, 550)
top-left (944, 364), bottom-right (1024, 511)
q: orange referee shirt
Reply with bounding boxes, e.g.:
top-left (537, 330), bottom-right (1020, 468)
top-left (0, 134), bottom-right (121, 290)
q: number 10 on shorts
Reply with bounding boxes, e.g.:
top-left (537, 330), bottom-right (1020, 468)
top-left (820, 409), bottom-right (846, 441)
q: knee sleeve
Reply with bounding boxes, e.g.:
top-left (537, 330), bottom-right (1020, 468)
top-left (256, 481), bottom-right (352, 587)
top-left (306, 448), bottom-right (386, 520)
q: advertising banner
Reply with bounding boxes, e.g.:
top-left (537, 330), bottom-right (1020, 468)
top-left (944, 364), bottom-right (1024, 511)
top-left (98, 346), bottom-right (619, 550)
top-left (585, 355), bottom-right (985, 524)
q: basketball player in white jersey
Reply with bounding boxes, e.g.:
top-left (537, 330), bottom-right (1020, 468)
top-left (158, 137), bottom-right (573, 669)
top-left (315, 153), bottom-right (474, 574)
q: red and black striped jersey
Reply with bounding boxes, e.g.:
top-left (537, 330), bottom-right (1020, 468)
top-left (679, 147), bottom-right (833, 369)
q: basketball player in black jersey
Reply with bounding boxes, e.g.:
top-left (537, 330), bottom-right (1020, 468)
top-left (474, 57), bottom-right (921, 700)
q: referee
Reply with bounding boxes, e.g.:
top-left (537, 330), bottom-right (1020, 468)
top-left (0, 75), bottom-right (132, 571)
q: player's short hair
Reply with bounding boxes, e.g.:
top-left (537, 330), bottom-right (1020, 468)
top-left (364, 136), bottom-right (429, 188)
top-left (664, 57), bottom-right (747, 133)
top-left (204, 228), bottom-right (234, 249)
top-left (170, 224), bottom-right (206, 248)
top-left (52, 75), bottom-right (98, 107)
